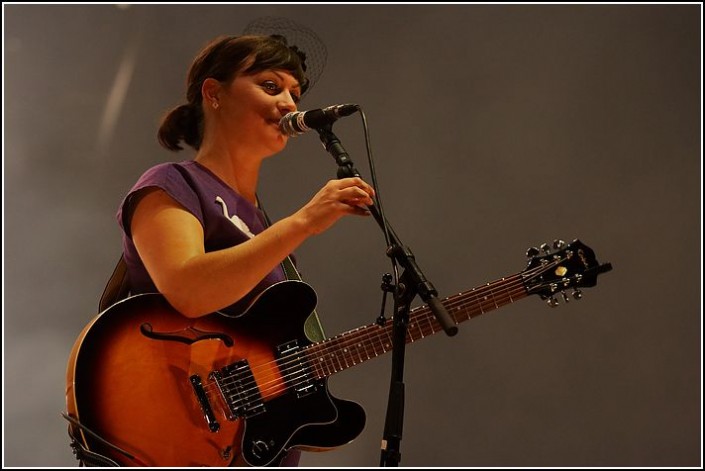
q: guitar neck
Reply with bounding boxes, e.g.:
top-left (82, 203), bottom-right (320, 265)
top-left (304, 272), bottom-right (528, 379)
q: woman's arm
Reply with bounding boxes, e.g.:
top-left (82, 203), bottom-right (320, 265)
top-left (130, 178), bottom-right (374, 317)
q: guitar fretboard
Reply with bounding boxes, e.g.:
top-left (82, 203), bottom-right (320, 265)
top-left (303, 273), bottom-right (528, 379)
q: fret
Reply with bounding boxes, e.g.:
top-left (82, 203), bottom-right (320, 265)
top-left (487, 282), bottom-right (500, 310)
top-left (406, 320), bottom-right (420, 342)
top-left (342, 340), bottom-right (356, 366)
top-left (310, 352), bottom-right (324, 379)
top-left (360, 328), bottom-right (377, 359)
top-left (415, 308), bottom-right (432, 335)
top-left (478, 284), bottom-right (496, 313)
top-left (340, 345), bottom-right (351, 368)
top-left (383, 328), bottom-right (393, 352)
top-left (455, 302), bottom-right (468, 322)
top-left (499, 280), bottom-right (510, 303)
top-left (368, 328), bottom-right (382, 355)
top-left (346, 328), bottom-right (363, 364)
top-left (355, 340), bottom-right (365, 364)
top-left (320, 355), bottom-right (332, 377)
top-left (366, 326), bottom-right (383, 357)
top-left (309, 345), bottom-right (324, 375)
top-left (302, 272), bottom-right (530, 380)
top-left (498, 277), bottom-right (512, 304)
top-left (470, 287), bottom-right (485, 316)
top-left (330, 348), bottom-right (343, 372)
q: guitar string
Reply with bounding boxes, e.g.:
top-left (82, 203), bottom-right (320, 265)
top-left (199, 260), bottom-right (556, 404)
top-left (298, 260), bottom-right (563, 376)
top-left (216, 262), bottom-right (550, 386)
top-left (199, 261), bottom-right (556, 402)
top-left (201, 282), bottom-right (532, 409)
top-left (205, 274), bottom-right (525, 386)
top-left (245, 260), bottom-right (570, 401)
top-left (199, 271), bottom-right (540, 405)
top-left (202, 283), bottom-right (529, 409)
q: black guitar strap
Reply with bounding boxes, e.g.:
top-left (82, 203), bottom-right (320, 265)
top-left (98, 255), bottom-right (130, 312)
top-left (63, 412), bottom-right (123, 467)
top-left (280, 255), bottom-right (326, 342)
top-left (257, 196), bottom-right (326, 342)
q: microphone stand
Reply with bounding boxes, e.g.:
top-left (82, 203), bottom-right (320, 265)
top-left (315, 125), bottom-right (458, 467)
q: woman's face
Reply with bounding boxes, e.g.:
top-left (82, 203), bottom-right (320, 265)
top-left (216, 66), bottom-right (301, 156)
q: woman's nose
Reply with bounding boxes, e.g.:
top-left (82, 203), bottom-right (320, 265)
top-left (278, 92), bottom-right (298, 114)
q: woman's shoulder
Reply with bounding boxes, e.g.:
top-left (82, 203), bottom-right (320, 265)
top-left (117, 160), bottom-right (202, 232)
top-left (135, 160), bottom-right (193, 182)
top-left (119, 160), bottom-right (199, 210)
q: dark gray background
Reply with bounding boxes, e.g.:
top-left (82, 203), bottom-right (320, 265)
top-left (3, 4), bottom-right (701, 467)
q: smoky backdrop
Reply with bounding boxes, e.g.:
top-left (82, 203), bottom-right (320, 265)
top-left (3, 4), bottom-right (701, 467)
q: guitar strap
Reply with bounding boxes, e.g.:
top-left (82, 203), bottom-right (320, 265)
top-left (280, 255), bottom-right (327, 342)
top-left (98, 255), bottom-right (130, 312)
top-left (257, 196), bottom-right (326, 343)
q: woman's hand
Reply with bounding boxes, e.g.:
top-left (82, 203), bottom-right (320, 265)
top-left (295, 177), bottom-right (376, 235)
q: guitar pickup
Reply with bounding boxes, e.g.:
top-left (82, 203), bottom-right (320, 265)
top-left (211, 360), bottom-right (265, 420)
top-left (276, 340), bottom-right (318, 398)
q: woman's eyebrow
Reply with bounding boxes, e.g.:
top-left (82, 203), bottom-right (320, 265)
top-left (271, 70), bottom-right (301, 91)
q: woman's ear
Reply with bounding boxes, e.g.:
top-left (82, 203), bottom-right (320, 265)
top-left (202, 78), bottom-right (222, 110)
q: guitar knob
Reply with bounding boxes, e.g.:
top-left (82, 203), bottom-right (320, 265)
top-left (251, 440), bottom-right (270, 459)
top-left (572, 289), bottom-right (583, 300)
top-left (526, 247), bottom-right (540, 258)
top-left (540, 243), bottom-right (551, 254)
top-left (546, 296), bottom-right (559, 308)
top-left (553, 239), bottom-right (565, 250)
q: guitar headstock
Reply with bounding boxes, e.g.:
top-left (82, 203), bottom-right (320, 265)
top-left (522, 239), bottom-right (612, 307)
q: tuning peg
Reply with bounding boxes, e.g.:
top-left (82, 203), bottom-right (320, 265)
top-left (546, 296), bottom-right (559, 308)
top-left (540, 243), bottom-right (551, 254)
top-left (561, 291), bottom-right (570, 303)
top-left (572, 289), bottom-right (583, 300)
top-left (553, 239), bottom-right (566, 250)
top-left (526, 247), bottom-right (540, 258)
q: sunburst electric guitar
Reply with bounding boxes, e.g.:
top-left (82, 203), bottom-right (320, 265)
top-left (65, 239), bottom-right (611, 466)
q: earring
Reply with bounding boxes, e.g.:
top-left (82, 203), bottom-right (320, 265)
top-left (212, 101), bottom-right (219, 110)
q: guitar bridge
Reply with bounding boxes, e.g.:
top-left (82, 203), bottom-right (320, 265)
top-left (190, 374), bottom-right (220, 432)
top-left (276, 340), bottom-right (318, 398)
top-left (210, 360), bottom-right (265, 420)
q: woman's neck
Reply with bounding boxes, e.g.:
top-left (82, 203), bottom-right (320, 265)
top-left (195, 148), bottom-right (261, 205)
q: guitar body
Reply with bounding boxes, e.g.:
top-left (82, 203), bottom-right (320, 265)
top-left (65, 280), bottom-right (366, 467)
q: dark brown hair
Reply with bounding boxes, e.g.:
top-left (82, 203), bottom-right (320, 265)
top-left (157, 35), bottom-right (308, 151)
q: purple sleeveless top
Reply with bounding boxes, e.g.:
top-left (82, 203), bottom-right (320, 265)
top-left (116, 160), bottom-right (287, 317)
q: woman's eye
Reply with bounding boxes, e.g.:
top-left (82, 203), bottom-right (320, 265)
top-left (262, 80), bottom-right (299, 103)
top-left (262, 81), bottom-right (280, 93)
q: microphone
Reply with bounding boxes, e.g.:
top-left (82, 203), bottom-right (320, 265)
top-left (279, 104), bottom-right (359, 136)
